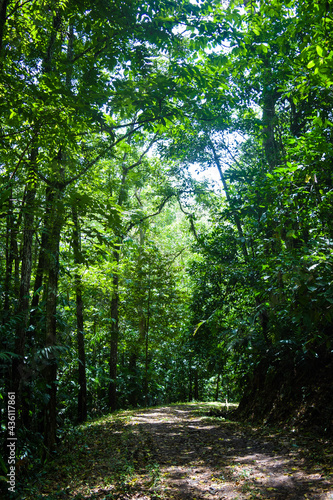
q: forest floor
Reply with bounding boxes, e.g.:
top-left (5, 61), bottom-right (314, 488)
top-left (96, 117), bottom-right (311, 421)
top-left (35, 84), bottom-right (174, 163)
top-left (23, 402), bottom-right (333, 500)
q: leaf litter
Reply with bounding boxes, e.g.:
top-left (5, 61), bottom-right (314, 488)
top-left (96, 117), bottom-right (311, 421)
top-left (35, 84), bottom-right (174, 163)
top-left (22, 403), bottom-right (333, 499)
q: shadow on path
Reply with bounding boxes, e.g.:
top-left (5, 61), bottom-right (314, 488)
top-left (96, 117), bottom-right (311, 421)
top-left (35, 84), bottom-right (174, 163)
top-left (124, 404), bottom-right (333, 500)
top-left (23, 403), bottom-right (333, 500)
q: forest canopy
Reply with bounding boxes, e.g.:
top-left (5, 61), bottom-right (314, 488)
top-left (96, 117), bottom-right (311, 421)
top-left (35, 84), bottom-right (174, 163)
top-left (0, 0), bottom-right (332, 474)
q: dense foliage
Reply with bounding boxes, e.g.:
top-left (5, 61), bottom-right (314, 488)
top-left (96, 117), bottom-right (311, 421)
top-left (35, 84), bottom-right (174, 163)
top-left (0, 0), bottom-right (332, 489)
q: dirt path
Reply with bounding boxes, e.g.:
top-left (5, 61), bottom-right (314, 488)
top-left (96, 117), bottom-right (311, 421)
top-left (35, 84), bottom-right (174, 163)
top-left (24, 403), bottom-right (333, 500)
top-left (125, 404), bottom-right (333, 500)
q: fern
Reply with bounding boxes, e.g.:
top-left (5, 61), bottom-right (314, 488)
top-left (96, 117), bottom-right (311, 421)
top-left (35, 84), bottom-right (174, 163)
top-left (0, 351), bottom-right (20, 362)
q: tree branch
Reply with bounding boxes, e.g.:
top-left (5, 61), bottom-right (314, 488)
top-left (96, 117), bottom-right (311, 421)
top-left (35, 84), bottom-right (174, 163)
top-left (208, 137), bottom-right (249, 260)
top-left (126, 192), bottom-right (176, 233)
top-left (124, 132), bottom-right (159, 174)
top-left (177, 197), bottom-right (199, 241)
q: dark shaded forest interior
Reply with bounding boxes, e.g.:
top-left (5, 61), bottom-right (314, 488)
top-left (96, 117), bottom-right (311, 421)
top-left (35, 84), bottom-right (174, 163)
top-left (0, 0), bottom-right (332, 498)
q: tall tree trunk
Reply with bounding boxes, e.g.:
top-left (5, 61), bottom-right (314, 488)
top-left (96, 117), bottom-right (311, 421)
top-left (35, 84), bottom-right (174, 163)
top-left (30, 219), bottom-right (48, 329)
top-left (128, 352), bottom-right (138, 407)
top-left (12, 150), bottom-right (38, 431)
top-left (262, 89), bottom-right (280, 170)
top-left (260, 86), bottom-right (280, 343)
top-left (13, 153), bottom-right (37, 362)
top-left (0, 0), bottom-right (9, 55)
top-left (1, 187), bottom-right (13, 442)
top-left (3, 188), bottom-right (14, 325)
top-left (108, 249), bottom-right (120, 412)
top-left (194, 369), bottom-right (199, 400)
top-left (215, 373), bottom-right (220, 401)
top-left (72, 205), bottom-right (87, 423)
top-left (144, 285), bottom-right (151, 407)
top-left (43, 10), bottom-right (61, 73)
top-left (107, 153), bottom-right (130, 412)
top-left (30, 184), bottom-right (57, 355)
top-left (30, 15), bottom-right (64, 331)
top-left (188, 357), bottom-right (193, 402)
top-left (42, 184), bottom-right (64, 456)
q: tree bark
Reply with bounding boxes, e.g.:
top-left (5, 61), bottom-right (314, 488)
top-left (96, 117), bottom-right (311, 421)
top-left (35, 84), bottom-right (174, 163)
top-left (12, 150), bottom-right (38, 430)
top-left (72, 205), bottom-right (87, 423)
top-left (42, 184), bottom-right (64, 456)
top-left (194, 369), bottom-right (199, 400)
top-left (144, 285), bottom-right (151, 407)
top-left (43, 10), bottom-right (62, 73)
top-left (262, 89), bottom-right (280, 169)
top-left (188, 357), bottom-right (193, 401)
top-left (108, 249), bottom-right (120, 412)
top-left (13, 151), bottom-right (37, 359)
top-left (128, 352), bottom-right (138, 407)
top-left (0, 0), bottom-right (9, 55)
top-left (3, 187), bottom-right (14, 324)
top-left (215, 373), bottom-right (220, 401)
